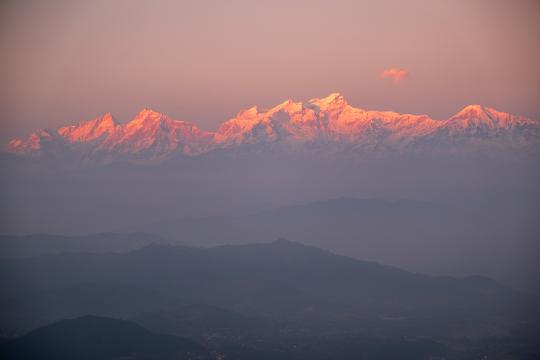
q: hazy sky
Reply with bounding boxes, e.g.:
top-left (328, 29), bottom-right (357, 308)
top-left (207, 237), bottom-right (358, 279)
top-left (1, 0), bottom-right (539, 143)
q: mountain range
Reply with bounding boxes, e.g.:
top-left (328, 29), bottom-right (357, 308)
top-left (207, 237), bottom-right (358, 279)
top-left (122, 197), bottom-right (535, 289)
top-left (1, 239), bottom-right (534, 333)
top-left (1, 197), bottom-right (536, 291)
top-left (6, 93), bottom-right (540, 163)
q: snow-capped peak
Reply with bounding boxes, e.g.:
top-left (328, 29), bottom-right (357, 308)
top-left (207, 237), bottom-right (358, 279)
top-left (5, 94), bottom-right (539, 162)
top-left (450, 104), bottom-right (492, 119)
top-left (129, 108), bottom-right (172, 125)
top-left (308, 92), bottom-right (349, 110)
top-left (6, 128), bottom-right (56, 155)
top-left (58, 113), bottom-right (118, 143)
top-left (236, 106), bottom-right (259, 118)
top-left (444, 104), bottom-right (536, 132)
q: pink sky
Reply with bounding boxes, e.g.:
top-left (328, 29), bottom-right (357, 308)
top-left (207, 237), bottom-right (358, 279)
top-left (1, 0), bottom-right (539, 143)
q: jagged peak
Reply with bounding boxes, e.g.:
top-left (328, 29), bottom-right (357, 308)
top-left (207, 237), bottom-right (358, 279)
top-left (451, 104), bottom-right (496, 119)
top-left (269, 98), bottom-right (305, 114)
top-left (462, 104), bottom-right (485, 112)
top-left (272, 98), bottom-right (293, 109)
top-left (130, 108), bottom-right (196, 126)
top-left (310, 92), bottom-right (344, 103)
top-left (6, 128), bottom-right (54, 154)
top-left (57, 113), bottom-right (118, 143)
top-left (308, 92), bottom-right (349, 110)
top-left (35, 128), bottom-right (54, 137)
top-left (134, 108), bottom-right (167, 118)
top-left (5, 94), bottom-right (539, 159)
top-left (17, 128), bottom-right (54, 142)
top-left (127, 108), bottom-right (180, 129)
top-left (64, 113), bottom-right (117, 129)
top-left (319, 92), bottom-right (345, 102)
top-left (98, 112), bottom-right (116, 123)
top-left (236, 105), bottom-right (259, 118)
top-left (444, 104), bottom-right (539, 131)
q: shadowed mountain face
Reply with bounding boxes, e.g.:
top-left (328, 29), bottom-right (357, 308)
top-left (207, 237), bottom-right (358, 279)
top-left (0, 240), bottom-right (536, 335)
top-left (0, 315), bottom-right (210, 360)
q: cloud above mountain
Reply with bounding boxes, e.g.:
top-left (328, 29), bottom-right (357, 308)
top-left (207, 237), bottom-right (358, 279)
top-left (381, 68), bottom-right (409, 83)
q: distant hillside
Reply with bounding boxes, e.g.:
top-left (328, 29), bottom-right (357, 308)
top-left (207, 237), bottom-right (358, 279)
top-left (125, 197), bottom-right (538, 290)
top-left (0, 232), bottom-right (168, 258)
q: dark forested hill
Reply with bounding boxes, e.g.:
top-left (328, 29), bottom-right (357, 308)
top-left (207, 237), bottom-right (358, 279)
top-left (0, 315), bottom-right (210, 360)
top-left (0, 240), bottom-right (538, 359)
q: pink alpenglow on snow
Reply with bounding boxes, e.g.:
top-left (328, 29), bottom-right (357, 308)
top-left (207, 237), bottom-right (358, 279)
top-left (6, 93), bottom-right (540, 163)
